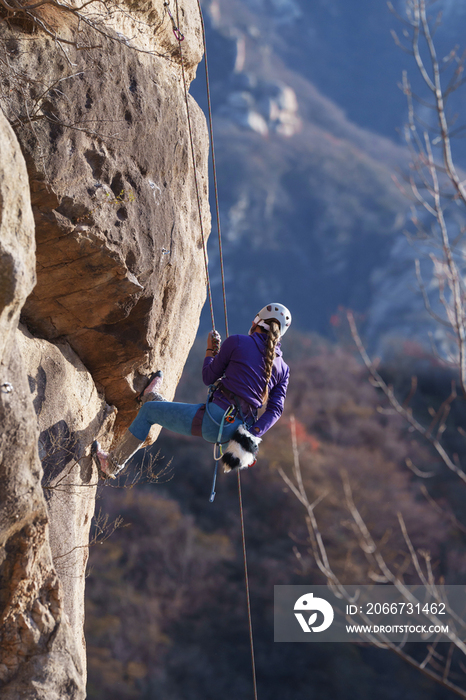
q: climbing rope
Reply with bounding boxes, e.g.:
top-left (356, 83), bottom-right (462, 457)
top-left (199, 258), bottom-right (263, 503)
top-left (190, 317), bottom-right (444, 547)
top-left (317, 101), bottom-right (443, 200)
top-left (170, 3), bottom-right (258, 697)
top-left (195, 0), bottom-right (229, 338)
top-left (171, 0), bottom-right (216, 331)
top-left (237, 469), bottom-right (259, 700)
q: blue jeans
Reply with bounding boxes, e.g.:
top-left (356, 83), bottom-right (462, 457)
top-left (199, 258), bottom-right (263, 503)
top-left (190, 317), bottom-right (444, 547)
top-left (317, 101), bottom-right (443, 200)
top-left (128, 400), bottom-right (247, 444)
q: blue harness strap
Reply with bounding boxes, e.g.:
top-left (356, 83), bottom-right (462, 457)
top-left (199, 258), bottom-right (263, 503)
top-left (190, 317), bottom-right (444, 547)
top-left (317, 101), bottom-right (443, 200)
top-left (208, 392), bottom-right (235, 502)
top-left (205, 382), bottom-right (255, 503)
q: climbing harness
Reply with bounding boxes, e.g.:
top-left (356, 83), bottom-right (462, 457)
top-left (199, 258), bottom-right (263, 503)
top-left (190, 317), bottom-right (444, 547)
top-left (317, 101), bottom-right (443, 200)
top-left (172, 4), bottom-right (258, 697)
top-left (205, 381), bottom-right (256, 473)
top-left (205, 384), bottom-right (238, 449)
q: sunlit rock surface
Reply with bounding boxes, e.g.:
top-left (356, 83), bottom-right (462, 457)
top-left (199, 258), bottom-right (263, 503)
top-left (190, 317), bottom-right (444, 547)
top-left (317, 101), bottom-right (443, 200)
top-left (0, 0), bottom-right (210, 693)
top-left (1, 5), bottom-right (209, 433)
top-left (0, 109), bottom-right (85, 700)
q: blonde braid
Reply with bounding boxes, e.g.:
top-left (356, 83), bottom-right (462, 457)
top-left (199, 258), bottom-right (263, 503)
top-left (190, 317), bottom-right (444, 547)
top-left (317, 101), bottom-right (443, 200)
top-left (261, 319), bottom-right (281, 404)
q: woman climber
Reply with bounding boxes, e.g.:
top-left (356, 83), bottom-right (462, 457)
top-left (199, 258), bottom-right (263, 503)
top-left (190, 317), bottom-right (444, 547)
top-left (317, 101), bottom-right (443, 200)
top-left (92, 303), bottom-right (291, 478)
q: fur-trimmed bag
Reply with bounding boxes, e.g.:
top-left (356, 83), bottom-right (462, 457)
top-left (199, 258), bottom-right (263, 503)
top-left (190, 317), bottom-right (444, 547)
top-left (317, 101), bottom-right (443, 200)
top-left (221, 424), bottom-right (262, 473)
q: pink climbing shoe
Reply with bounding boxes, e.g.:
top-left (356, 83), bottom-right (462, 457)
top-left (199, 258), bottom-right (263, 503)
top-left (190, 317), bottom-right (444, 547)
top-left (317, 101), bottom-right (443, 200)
top-left (91, 440), bottom-right (116, 480)
top-left (137, 370), bottom-right (165, 404)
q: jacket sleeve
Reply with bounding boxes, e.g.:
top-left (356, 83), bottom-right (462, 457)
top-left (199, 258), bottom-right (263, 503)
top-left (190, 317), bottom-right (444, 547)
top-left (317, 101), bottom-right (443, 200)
top-left (250, 366), bottom-right (289, 437)
top-left (202, 335), bottom-right (238, 386)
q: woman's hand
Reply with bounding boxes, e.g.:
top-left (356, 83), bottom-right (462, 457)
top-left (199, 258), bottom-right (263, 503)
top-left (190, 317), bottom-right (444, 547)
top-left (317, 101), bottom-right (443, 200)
top-left (206, 330), bottom-right (221, 356)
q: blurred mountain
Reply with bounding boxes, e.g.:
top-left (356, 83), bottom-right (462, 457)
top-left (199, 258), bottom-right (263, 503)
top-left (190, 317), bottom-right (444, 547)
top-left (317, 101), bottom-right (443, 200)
top-left (191, 0), bottom-right (466, 346)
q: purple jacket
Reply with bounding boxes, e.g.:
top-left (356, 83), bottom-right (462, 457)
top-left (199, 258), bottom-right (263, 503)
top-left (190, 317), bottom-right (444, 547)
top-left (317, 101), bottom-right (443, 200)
top-left (202, 333), bottom-right (290, 437)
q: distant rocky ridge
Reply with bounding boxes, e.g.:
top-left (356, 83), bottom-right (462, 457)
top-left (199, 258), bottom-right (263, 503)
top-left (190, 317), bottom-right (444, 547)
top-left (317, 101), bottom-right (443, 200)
top-left (218, 74), bottom-right (301, 138)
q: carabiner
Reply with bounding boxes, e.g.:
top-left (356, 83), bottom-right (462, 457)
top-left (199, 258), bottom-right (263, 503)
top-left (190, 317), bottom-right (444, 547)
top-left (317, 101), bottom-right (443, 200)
top-left (224, 405), bottom-right (237, 424)
top-left (163, 1), bottom-right (185, 42)
top-left (213, 442), bottom-right (224, 461)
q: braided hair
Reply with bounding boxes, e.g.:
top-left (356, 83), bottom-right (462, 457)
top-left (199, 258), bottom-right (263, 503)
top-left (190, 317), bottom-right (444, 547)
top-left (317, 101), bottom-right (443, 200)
top-left (261, 319), bottom-right (282, 404)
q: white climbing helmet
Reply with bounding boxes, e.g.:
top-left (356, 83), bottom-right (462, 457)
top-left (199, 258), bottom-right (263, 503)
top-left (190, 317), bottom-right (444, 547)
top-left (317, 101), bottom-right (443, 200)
top-left (252, 303), bottom-right (292, 336)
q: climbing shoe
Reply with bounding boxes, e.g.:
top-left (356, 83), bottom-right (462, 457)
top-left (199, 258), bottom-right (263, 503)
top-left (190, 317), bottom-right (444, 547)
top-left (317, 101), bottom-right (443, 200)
top-left (137, 370), bottom-right (166, 404)
top-left (91, 440), bottom-right (117, 480)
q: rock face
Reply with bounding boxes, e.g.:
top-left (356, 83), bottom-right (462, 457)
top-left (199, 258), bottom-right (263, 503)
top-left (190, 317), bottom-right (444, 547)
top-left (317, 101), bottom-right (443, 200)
top-left (1, 5), bottom-right (209, 432)
top-left (16, 324), bottom-right (115, 681)
top-left (0, 0), bottom-right (210, 694)
top-left (0, 111), bottom-right (84, 698)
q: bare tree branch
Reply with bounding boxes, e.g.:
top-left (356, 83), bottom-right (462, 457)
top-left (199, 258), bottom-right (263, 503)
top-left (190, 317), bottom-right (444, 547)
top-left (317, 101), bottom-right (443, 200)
top-left (347, 310), bottom-right (466, 482)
